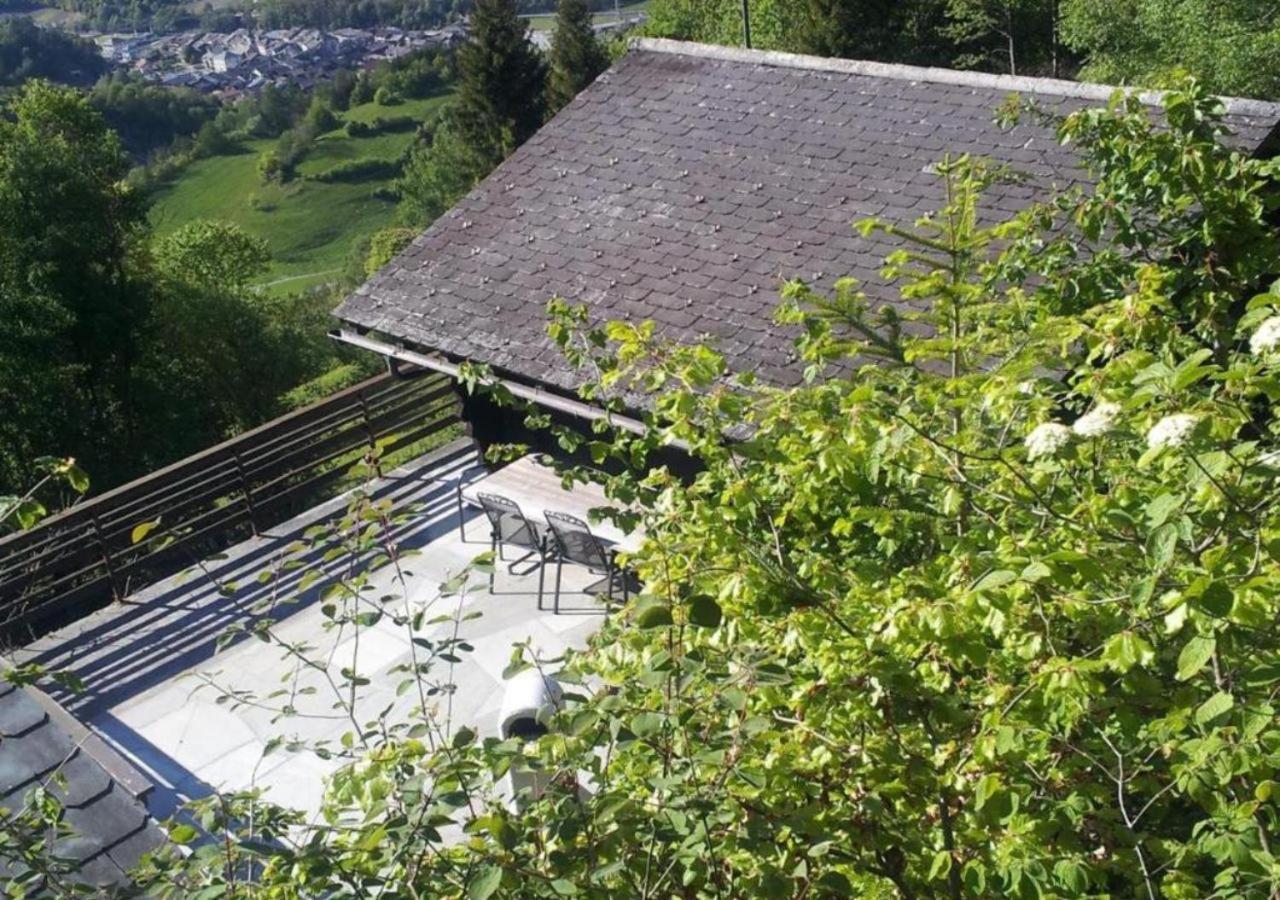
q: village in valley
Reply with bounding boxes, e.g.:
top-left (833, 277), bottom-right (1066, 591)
top-left (94, 24), bottom-right (469, 94)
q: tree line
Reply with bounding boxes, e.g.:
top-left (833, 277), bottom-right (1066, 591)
top-left (647, 0), bottom-right (1280, 99)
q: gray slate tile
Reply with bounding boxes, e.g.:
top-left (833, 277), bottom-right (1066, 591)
top-left (334, 41), bottom-right (1280, 395)
top-left (0, 685), bottom-right (164, 887)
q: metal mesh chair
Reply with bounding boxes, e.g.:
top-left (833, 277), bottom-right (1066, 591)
top-left (477, 493), bottom-right (549, 607)
top-left (544, 511), bottom-right (637, 614)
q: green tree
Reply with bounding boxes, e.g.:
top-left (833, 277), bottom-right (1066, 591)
top-left (1061, 0), bottom-right (1280, 97)
top-left (363, 226), bottom-right (418, 276)
top-left (795, 0), bottom-right (950, 62)
top-left (944, 0), bottom-right (1062, 75)
top-left (455, 0), bottom-right (547, 164)
top-left (0, 80), bottom-right (149, 490)
top-left (142, 221), bottom-right (338, 443)
top-left (547, 0), bottom-right (610, 112)
top-left (645, 0), bottom-right (806, 52)
top-left (395, 114), bottom-right (503, 227)
top-left (0, 17), bottom-right (107, 86)
top-left (647, 0), bottom-right (955, 66)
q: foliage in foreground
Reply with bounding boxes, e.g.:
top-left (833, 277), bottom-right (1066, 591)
top-left (13, 83), bottom-right (1280, 898)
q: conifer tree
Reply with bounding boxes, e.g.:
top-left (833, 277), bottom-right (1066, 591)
top-left (456, 0), bottom-right (547, 163)
top-left (547, 0), bottom-right (610, 112)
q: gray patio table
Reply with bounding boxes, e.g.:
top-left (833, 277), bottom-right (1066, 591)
top-left (454, 454), bottom-right (646, 553)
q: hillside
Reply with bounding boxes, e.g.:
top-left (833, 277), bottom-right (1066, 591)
top-left (148, 91), bottom-right (453, 294)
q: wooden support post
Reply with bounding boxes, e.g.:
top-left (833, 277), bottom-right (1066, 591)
top-left (358, 391), bottom-right (382, 477)
top-left (91, 515), bottom-right (122, 600)
top-left (234, 450), bottom-right (259, 536)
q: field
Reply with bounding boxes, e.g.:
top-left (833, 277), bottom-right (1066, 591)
top-left (523, 0), bottom-right (649, 31)
top-left (148, 91), bottom-right (453, 294)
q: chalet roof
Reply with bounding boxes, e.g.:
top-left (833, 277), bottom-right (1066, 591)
top-left (0, 678), bottom-right (165, 887)
top-left (334, 39), bottom-right (1280, 392)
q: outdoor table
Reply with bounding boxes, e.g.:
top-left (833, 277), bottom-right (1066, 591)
top-left (455, 454), bottom-right (645, 553)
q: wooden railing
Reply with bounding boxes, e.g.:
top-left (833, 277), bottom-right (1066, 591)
top-left (0, 369), bottom-right (461, 641)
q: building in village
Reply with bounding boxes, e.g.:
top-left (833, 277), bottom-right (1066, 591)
top-left (96, 24), bottom-right (467, 95)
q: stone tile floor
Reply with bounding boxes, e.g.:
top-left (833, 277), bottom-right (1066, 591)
top-left (12, 439), bottom-right (608, 823)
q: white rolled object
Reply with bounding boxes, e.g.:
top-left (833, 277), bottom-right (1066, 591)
top-left (498, 669), bottom-right (564, 740)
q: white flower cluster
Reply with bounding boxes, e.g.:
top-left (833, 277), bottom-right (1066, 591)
top-left (1025, 422), bottom-right (1072, 459)
top-left (1146, 413), bottom-right (1199, 450)
top-left (1072, 401), bottom-right (1121, 438)
top-left (1250, 316), bottom-right (1280, 356)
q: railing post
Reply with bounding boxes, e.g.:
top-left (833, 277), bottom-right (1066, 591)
top-left (234, 450), bottom-right (259, 536)
top-left (358, 389), bottom-right (383, 478)
top-left (91, 515), bottom-right (122, 600)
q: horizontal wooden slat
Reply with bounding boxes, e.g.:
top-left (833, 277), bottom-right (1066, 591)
top-left (0, 369), bottom-right (462, 639)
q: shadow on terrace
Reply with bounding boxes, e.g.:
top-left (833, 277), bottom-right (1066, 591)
top-left (8, 436), bottom-right (611, 823)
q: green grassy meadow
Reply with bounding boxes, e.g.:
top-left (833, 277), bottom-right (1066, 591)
top-left (148, 92), bottom-right (452, 294)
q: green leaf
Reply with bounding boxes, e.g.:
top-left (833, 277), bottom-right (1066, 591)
top-left (453, 726), bottom-right (476, 749)
top-left (970, 569), bottom-right (1016, 593)
top-left (131, 518), bottom-right (161, 544)
top-left (467, 865), bottom-right (503, 900)
top-left (1146, 523), bottom-right (1178, 569)
top-left (1053, 859), bottom-right (1088, 893)
top-left (815, 871), bottom-right (853, 895)
top-left (634, 597), bottom-right (673, 629)
top-left (1176, 635), bottom-right (1216, 681)
top-left (928, 850), bottom-right (952, 881)
top-left (631, 712), bottom-right (664, 738)
top-left (12, 499), bottom-right (45, 530)
top-left (1145, 492), bottom-right (1182, 528)
top-left (688, 594), bottom-right (722, 628)
top-left (1103, 631), bottom-right (1154, 673)
top-left (1196, 580), bottom-right (1235, 617)
top-left (169, 823), bottom-right (198, 844)
top-left (974, 773), bottom-right (1001, 810)
top-left (1195, 691), bottom-right (1234, 727)
top-left (64, 463), bottom-right (89, 494)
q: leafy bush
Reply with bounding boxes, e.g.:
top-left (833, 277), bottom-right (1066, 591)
top-left (373, 85), bottom-right (403, 106)
top-left (343, 115), bottom-right (417, 139)
top-left (256, 149), bottom-right (285, 183)
top-left (309, 157), bottom-right (401, 183)
top-left (363, 225), bottom-right (417, 275)
top-left (371, 114), bottom-right (419, 133)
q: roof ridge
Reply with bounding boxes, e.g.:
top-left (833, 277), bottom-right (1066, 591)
top-left (630, 38), bottom-right (1280, 119)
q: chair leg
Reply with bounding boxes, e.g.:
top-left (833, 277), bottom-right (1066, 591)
top-left (457, 483), bottom-right (466, 542)
top-left (536, 538), bottom-right (547, 611)
top-left (489, 533), bottom-right (497, 594)
top-left (553, 557), bottom-right (564, 615)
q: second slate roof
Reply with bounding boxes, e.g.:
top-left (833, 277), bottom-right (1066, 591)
top-left (335, 39), bottom-right (1280, 391)
top-left (0, 678), bottom-right (165, 888)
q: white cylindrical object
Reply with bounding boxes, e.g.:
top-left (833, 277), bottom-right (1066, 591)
top-left (498, 669), bottom-right (563, 741)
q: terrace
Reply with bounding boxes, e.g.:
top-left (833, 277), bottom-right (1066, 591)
top-left (2, 374), bottom-right (620, 855)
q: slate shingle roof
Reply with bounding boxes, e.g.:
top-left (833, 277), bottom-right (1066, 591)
top-left (0, 677), bottom-right (165, 889)
top-left (335, 39), bottom-right (1280, 392)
